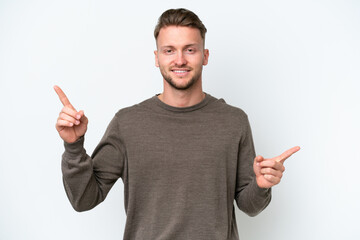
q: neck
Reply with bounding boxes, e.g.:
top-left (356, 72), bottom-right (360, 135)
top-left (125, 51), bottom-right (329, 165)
top-left (158, 79), bottom-right (205, 108)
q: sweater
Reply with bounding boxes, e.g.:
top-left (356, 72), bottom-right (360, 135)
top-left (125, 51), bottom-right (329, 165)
top-left (62, 93), bottom-right (271, 240)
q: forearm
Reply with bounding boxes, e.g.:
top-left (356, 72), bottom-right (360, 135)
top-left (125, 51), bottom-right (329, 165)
top-left (235, 178), bottom-right (271, 217)
top-left (62, 136), bottom-right (106, 212)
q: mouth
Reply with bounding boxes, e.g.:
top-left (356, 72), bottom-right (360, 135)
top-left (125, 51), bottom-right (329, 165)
top-left (171, 69), bottom-right (191, 77)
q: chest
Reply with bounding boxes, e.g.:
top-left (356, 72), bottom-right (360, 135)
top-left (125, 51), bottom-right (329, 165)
top-left (121, 114), bottom-right (241, 180)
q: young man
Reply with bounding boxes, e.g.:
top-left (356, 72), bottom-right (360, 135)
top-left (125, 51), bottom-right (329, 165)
top-left (55, 8), bottom-right (299, 240)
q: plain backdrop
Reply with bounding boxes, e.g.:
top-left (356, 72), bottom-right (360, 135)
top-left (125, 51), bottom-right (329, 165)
top-left (1, 0), bottom-right (359, 239)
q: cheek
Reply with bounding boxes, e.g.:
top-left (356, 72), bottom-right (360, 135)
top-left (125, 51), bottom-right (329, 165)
top-left (157, 56), bottom-right (173, 67)
top-left (192, 55), bottom-right (205, 67)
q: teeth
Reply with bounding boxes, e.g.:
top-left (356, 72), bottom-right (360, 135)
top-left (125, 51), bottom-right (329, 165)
top-left (173, 70), bottom-right (187, 73)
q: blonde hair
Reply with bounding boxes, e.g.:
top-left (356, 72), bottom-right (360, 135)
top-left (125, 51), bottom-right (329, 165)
top-left (154, 8), bottom-right (207, 41)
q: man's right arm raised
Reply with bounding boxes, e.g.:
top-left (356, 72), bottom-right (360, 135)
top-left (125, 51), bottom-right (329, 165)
top-left (54, 86), bottom-right (124, 212)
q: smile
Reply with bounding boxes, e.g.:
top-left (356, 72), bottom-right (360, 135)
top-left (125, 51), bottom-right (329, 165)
top-left (171, 69), bottom-right (190, 77)
top-left (171, 69), bottom-right (190, 72)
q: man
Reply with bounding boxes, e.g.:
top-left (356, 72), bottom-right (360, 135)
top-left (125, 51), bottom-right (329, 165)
top-left (55, 8), bottom-right (300, 240)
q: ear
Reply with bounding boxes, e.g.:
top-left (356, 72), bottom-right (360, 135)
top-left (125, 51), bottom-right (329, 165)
top-left (154, 50), bottom-right (159, 67)
top-left (202, 49), bottom-right (209, 66)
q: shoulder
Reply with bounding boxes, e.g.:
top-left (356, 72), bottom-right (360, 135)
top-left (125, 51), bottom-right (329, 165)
top-left (206, 94), bottom-right (250, 123)
top-left (113, 96), bottom-right (156, 121)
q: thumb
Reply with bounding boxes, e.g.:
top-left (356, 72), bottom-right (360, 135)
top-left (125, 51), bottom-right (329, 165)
top-left (78, 110), bottom-right (88, 123)
top-left (77, 110), bottom-right (85, 118)
top-left (253, 155), bottom-right (264, 176)
top-left (255, 155), bottom-right (264, 165)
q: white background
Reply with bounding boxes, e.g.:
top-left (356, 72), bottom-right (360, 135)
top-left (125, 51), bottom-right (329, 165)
top-left (1, 0), bottom-right (359, 239)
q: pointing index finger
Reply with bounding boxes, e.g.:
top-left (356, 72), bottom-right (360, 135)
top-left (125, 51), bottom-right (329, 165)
top-left (277, 146), bottom-right (301, 163)
top-left (53, 85), bottom-right (75, 110)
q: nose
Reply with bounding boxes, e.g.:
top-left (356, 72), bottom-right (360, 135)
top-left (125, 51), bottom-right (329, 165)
top-left (174, 52), bottom-right (187, 66)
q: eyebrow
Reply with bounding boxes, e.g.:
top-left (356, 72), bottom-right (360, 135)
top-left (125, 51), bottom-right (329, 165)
top-left (160, 44), bottom-right (200, 49)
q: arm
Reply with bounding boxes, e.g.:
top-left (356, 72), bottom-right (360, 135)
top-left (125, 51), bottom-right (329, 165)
top-left (54, 86), bottom-right (124, 211)
top-left (235, 116), bottom-right (300, 217)
top-left (235, 116), bottom-right (272, 217)
top-left (62, 116), bottom-right (124, 212)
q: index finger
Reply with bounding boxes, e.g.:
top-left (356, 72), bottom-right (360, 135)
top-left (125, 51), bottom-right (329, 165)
top-left (53, 85), bottom-right (75, 109)
top-left (276, 146), bottom-right (301, 163)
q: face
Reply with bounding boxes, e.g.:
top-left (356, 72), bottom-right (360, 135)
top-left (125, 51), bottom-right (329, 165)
top-left (154, 26), bottom-right (209, 90)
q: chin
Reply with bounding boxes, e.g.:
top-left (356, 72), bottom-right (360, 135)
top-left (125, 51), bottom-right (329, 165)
top-left (168, 77), bottom-right (197, 90)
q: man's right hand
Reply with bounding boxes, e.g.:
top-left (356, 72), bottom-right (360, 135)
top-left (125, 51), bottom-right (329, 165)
top-left (54, 85), bottom-right (88, 143)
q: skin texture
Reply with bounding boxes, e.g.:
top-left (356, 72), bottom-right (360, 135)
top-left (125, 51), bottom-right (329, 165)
top-left (253, 146), bottom-right (300, 188)
top-left (154, 26), bottom-right (209, 108)
top-left (54, 85), bottom-right (88, 144)
top-left (54, 25), bottom-right (300, 189)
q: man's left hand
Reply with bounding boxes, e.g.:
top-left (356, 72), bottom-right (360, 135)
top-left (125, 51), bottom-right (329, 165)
top-left (253, 146), bottom-right (300, 189)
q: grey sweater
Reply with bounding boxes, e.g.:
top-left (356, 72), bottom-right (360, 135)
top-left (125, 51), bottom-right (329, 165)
top-left (62, 93), bottom-right (271, 240)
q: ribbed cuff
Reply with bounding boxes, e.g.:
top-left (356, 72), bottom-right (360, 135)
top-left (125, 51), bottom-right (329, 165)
top-left (252, 178), bottom-right (272, 196)
top-left (63, 136), bottom-right (85, 154)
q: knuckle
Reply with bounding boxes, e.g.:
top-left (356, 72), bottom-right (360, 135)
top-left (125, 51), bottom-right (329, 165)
top-left (60, 113), bottom-right (70, 121)
top-left (62, 106), bottom-right (73, 115)
top-left (275, 162), bottom-right (282, 169)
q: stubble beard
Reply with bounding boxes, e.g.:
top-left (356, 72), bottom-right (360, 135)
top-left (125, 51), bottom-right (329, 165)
top-left (160, 65), bottom-right (202, 91)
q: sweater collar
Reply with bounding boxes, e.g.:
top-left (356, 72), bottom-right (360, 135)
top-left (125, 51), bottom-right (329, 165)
top-left (152, 92), bottom-right (214, 113)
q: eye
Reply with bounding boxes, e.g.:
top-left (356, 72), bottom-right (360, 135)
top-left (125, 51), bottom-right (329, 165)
top-left (164, 49), bottom-right (173, 54)
top-left (186, 48), bottom-right (196, 54)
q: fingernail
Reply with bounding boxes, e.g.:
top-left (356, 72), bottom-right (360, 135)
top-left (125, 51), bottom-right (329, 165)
top-left (76, 114), bottom-right (81, 119)
top-left (75, 120), bottom-right (80, 125)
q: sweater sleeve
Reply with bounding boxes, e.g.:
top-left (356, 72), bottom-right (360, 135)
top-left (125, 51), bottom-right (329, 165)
top-left (61, 115), bottom-right (125, 212)
top-left (234, 115), bottom-right (271, 217)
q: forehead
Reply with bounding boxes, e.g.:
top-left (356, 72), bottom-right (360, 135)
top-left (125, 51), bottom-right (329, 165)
top-left (156, 26), bottom-right (203, 48)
